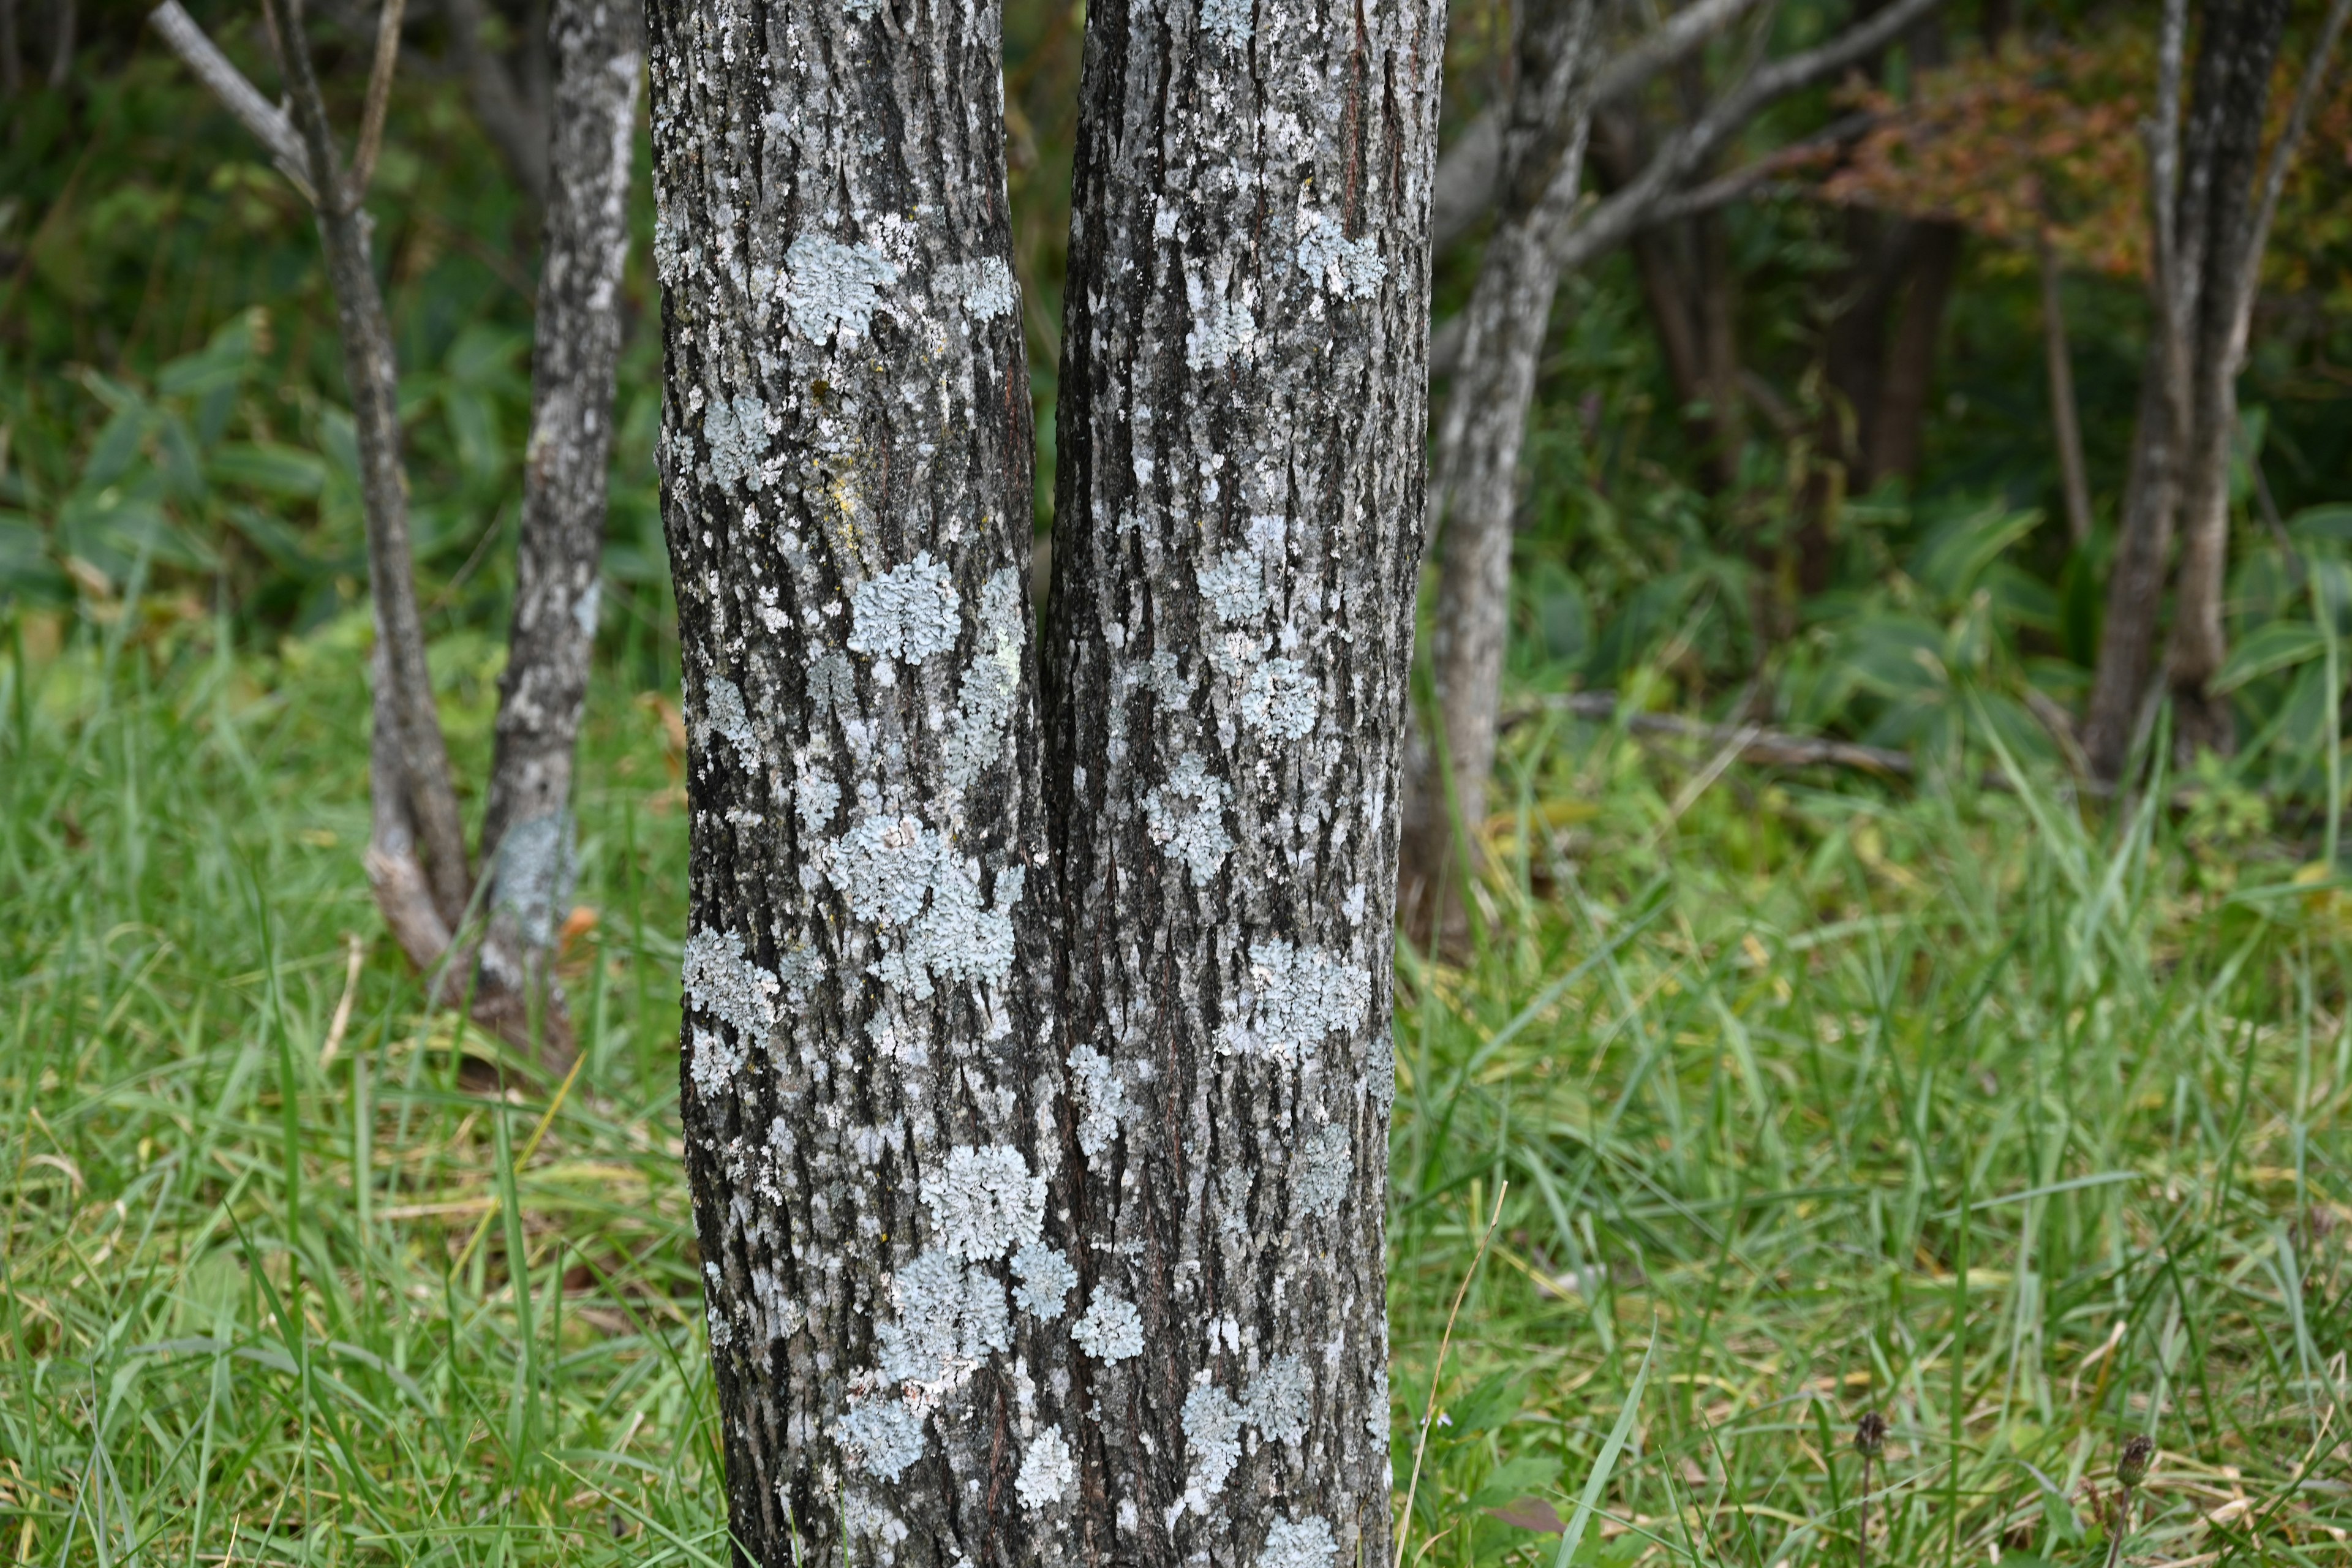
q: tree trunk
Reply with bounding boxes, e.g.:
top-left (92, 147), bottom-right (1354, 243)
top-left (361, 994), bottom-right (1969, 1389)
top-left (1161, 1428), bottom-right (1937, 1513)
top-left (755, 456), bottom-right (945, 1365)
top-left (2166, 0), bottom-right (2290, 758)
top-left (646, 0), bottom-right (1067, 1561)
top-left (2084, 0), bottom-right (2290, 777)
top-left (1044, 0), bottom-right (1442, 1556)
top-left (1397, 0), bottom-right (1593, 940)
top-left (478, 0), bottom-right (639, 1023)
top-left (2081, 355), bottom-right (2177, 779)
top-left (1864, 217), bottom-right (1958, 484)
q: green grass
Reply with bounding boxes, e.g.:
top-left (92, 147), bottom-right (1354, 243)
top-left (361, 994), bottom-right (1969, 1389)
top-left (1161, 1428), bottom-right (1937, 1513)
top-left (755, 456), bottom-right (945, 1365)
top-left (2, 609), bottom-right (2348, 1566)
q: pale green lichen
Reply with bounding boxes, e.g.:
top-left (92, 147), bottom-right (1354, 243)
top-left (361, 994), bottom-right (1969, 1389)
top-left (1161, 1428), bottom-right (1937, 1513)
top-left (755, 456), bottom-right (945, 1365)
top-left (834, 1396), bottom-right (927, 1482)
top-left (1294, 1122), bottom-right (1353, 1218)
top-left (876, 1248), bottom-right (1010, 1391)
top-left (681, 927), bottom-right (778, 1041)
top-left (1221, 938), bottom-right (1370, 1062)
top-left (1014, 1428), bottom-right (1074, 1512)
top-left (1011, 1242), bottom-right (1077, 1319)
top-left (848, 552), bottom-right (960, 665)
top-left (782, 232), bottom-right (898, 345)
top-left (1245, 1355), bottom-right (1311, 1444)
top-left (1260, 1516), bottom-right (1338, 1568)
top-left (1071, 1289), bottom-right (1143, 1363)
top-left (1144, 753), bottom-right (1234, 884)
top-left (923, 1144), bottom-right (1045, 1262)
top-left (1240, 657), bottom-right (1319, 740)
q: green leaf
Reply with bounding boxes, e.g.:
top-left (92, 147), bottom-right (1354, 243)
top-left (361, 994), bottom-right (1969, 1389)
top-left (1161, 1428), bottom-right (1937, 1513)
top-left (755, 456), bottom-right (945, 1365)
top-left (2291, 503), bottom-right (2352, 544)
top-left (2212, 619), bottom-right (2324, 695)
top-left (1549, 1330), bottom-right (1655, 1568)
top-left (210, 443), bottom-right (327, 499)
top-left (1449, 1371), bottom-right (1523, 1436)
top-left (1469, 1454), bottom-right (1561, 1510)
top-left (1909, 502), bottom-right (2042, 602)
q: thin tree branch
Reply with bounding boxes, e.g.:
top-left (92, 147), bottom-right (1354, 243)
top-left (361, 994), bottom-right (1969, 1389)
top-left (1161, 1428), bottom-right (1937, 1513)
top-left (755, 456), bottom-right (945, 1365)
top-left (1431, 0), bottom-right (1771, 251)
top-left (349, 0), bottom-right (410, 201)
top-left (441, 0), bottom-right (549, 203)
top-left (144, 2), bottom-right (315, 200)
top-left (1638, 111), bottom-right (1872, 227)
top-left (2039, 233), bottom-right (2094, 548)
top-left (1544, 0), bottom-right (1950, 279)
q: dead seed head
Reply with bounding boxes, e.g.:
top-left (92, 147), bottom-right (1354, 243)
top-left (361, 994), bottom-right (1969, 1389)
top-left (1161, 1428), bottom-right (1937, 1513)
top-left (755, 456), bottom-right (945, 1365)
top-left (1853, 1411), bottom-right (1888, 1459)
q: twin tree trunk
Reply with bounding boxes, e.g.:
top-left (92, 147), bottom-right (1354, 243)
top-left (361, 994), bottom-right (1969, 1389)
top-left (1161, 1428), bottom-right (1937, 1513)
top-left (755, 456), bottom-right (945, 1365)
top-left (647, 0), bottom-right (1439, 1566)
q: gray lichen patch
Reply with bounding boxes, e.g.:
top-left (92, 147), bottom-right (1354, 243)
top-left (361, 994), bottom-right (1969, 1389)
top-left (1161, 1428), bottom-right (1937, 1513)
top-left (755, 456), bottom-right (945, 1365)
top-left (688, 1025), bottom-right (748, 1098)
top-left (876, 1248), bottom-right (1011, 1394)
top-left (701, 394), bottom-right (773, 492)
top-left (1014, 1428), bottom-right (1075, 1512)
top-left (848, 552), bottom-right (961, 665)
top-left (696, 673), bottom-right (763, 771)
top-left (1243, 1355), bottom-right (1311, 1444)
top-left (944, 256), bottom-right (1019, 321)
top-left (1294, 212), bottom-right (1389, 300)
top-left (781, 232), bottom-right (899, 346)
top-left (681, 927), bottom-right (780, 1039)
top-left (1260, 1517), bottom-right (1339, 1568)
top-left (1221, 938), bottom-right (1370, 1062)
top-left (1293, 1122), bottom-right (1353, 1219)
top-left (794, 770), bottom-right (840, 836)
top-left (941, 568), bottom-right (1024, 802)
top-left (1070, 1289), bottom-right (1144, 1363)
top-left (1143, 753), bottom-right (1234, 884)
top-left (1185, 282), bottom-right (1258, 371)
top-left (1010, 1242), bottom-right (1077, 1319)
top-left (1196, 549), bottom-right (1269, 625)
top-left (834, 1396), bottom-right (929, 1482)
top-left (1240, 657), bottom-right (1319, 740)
top-left (829, 813), bottom-right (1022, 1000)
top-left (1179, 1382), bottom-right (1245, 1512)
top-left (1199, 0), bottom-right (1255, 47)
top-left (922, 1144), bottom-right (1046, 1261)
top-left (1067, 1045), bottom-right (1132, 1159)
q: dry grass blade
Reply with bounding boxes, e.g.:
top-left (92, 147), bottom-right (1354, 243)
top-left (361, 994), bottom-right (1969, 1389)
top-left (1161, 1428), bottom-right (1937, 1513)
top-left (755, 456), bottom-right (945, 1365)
top-left (1395, 1180), bottom-right (1506, 1568)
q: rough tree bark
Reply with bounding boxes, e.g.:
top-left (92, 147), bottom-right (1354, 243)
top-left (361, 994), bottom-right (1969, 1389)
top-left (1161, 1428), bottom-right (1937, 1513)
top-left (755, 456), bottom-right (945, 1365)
top-left (480, 0), bottom-right (640, 1012)
top-left (2081, 0), bottom-right (2337, 777)
top-left (1395, 0), bottom-right (1949, 931)
top-left (644, 0), bottom-right (1064, 1559)
top-left (151, 0), bottom-right (638, 1060)
top-left (1043, 0), bottom-right (1442, 1557)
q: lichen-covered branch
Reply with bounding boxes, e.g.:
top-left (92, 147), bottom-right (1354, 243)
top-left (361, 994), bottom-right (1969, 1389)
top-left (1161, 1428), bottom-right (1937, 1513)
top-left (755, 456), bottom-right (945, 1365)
top-left (644, 0), bottom-right (1061, 1559)
top-left (477, 0), bottom-right (641, 1052)
top-left (1042, 0), bottom-right (1444, 1558)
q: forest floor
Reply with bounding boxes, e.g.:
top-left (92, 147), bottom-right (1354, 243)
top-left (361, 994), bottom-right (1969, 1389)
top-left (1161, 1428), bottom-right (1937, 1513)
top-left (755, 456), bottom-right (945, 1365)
top-left (1, 610), bottom-right (2346, 1567)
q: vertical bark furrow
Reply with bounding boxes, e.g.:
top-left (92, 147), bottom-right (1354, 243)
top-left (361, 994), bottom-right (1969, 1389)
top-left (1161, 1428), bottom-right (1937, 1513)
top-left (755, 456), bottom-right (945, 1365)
top-left (481, 0), bottom-right (643, 978)
top-left (647, 0), bottom-right (1060, 1561)
top-left (1046, 0), bottom-right (1444, 1561)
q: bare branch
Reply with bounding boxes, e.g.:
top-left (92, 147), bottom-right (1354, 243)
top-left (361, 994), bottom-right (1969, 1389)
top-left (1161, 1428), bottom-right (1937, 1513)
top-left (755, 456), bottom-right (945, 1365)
top-left (2228, 0), bottom-right (2351, 363)
top-left (1585, 0), bottom-right (1766, 105)
top-left (1638, 110), bottom-right (1872, 228)
top-left (1544, 0), bottom-right (1950, 277)
top-left (442, 0), bottom-right (549, 203)
top-left (145, 2), bottom-right (315, 201)
top-left (349, 0), bottom-right (410, 200)
top-left (1429, 0), bottom-right (1770, 252)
